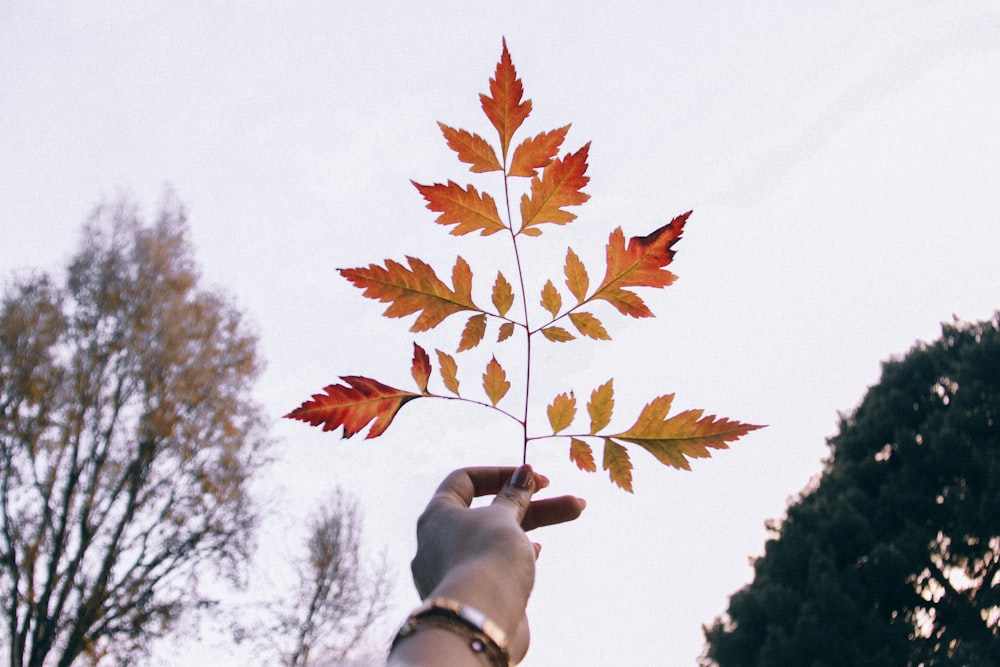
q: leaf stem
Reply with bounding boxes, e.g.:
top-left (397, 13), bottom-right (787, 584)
top-left (502, 167), bottom-right (532, 464)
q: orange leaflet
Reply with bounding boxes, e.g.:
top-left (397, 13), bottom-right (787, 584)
top-left (588, 379), bottom-right (614, 433)
top-left (546, 391), bottom-right (576, 433)
top-left (457, 314), bottom-right (487, 352)
top-left (540, 280), bottom-right (562, 317)
top-left (563, 247), bottom-right (589, 302)
top-left (285, 376), bottom-right (419, 439)
top-left (437, 122), bottom-right (502, 173)
top-left (610, 394), bottom-right (764, 471)
top-left (480, 38), bottom-right (531, 159)
top-left (541, 326), bottom-right (574, 342)
top-left (518, 143), bottom-right (591, 235)
top-left (602, 439), bottom-right (634, 492)
top-left (341, 256), bottom-right (479, 332)
top-left (509, 125), bottom-right (570, 177)
top-left (411, 343), bottom-right (431, 394)
top-left (412, 181), bottom-right (506, 236)
top-left (592, 212), bottom-right (691, 318)
top-left (491, 272), bottom-right (514, 316)
top-left (570, 437), bottom-right (597, 472)
top-left (482, 356), bottom-right (510, 406)
top-left (568, 312), bottom-right (610, 340)
top-left (436, 349), bottom-right (460, 395)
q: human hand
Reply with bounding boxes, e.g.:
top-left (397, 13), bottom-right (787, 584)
top-left (408, 465), bottom-right (586, 662)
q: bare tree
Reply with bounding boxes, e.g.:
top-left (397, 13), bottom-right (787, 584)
top-left (0, 196), bottom-right (269, 666)
top-left (270, 491), bottom-right (393, 667)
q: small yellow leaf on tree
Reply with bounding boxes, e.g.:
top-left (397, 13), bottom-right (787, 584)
top-left (569, 311), bottom-right (610, 340)
top-left (602, 439), bottom-right (633, 493)
top-left (540, 326), bottom-right (575, 342)
top-left (546, 391), bottom-right (576, 434)
top-left (492, 272), bottom-right (514, 316)
top-left (482, 356), bottom-right (510, 406)
top-left (570, 437), bottom-right (597, 472)
top-left (540, 279), bottom-right (562, 317)
top-left (588, 379), bottom-right (614, 434)
top-left (436, 349), bottom-right (460, 395)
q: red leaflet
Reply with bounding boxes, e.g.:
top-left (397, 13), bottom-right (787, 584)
top-left (285, 377), bottom-right (419, 439)
top-left (438, 122), bottom-right (502, 173)
top-left (412, 181), bottom-right (506, 236)
top-left (509, 125), bottom-right (571, 177)
top-left (480, 38), bottom-right (531, 159)
top-left (592, 212), bottom-right (691, 317)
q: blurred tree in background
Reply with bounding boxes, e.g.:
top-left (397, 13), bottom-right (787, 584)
top-left (0, 197), bottom-right (270, 665)
top-left (272, 490), bottom-right (392, 667)
top-left (702, 315), bottom-right (1000, 666)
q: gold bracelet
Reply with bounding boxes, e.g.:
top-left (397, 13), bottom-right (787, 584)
top-left (390, 597), bottom-right (511, 666)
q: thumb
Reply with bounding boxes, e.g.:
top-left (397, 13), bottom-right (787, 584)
top-left (492, 464), bottom-right (534, 519)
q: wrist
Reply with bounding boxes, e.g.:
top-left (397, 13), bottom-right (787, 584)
top-left (430, 559), bottom-right (530, 639)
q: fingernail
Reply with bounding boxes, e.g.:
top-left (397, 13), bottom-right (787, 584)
top-left (510, 464), bottom-right (533, 490)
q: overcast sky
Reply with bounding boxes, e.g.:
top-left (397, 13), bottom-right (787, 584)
top-left (3, 2), bottom-right (999, 665)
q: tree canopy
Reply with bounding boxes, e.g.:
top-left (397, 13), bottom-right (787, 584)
top-left (703, 315), bottom-right (1000, 666)
top-left (0, 197), bottom-right (270, 666)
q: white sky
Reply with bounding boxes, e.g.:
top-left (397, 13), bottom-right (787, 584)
top-left (2, 2), bottom-right (999, 665)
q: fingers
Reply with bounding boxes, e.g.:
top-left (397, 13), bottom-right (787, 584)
top-left (429, 466), bottom-right (585, 528)
top-left (521, 495), bottom-right (587, 531)
top-left (430, 466), bottom-right (551, 509)
top-left (491, 464), bottom-right (537, 520)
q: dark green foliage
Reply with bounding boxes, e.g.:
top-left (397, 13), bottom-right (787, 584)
top-left (703, 315), bottom-right (1000, 666)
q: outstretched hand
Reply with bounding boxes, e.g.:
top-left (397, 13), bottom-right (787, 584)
top-left (406, 465), bottom-right (586, 663)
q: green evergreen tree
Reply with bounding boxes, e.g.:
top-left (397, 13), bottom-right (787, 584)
top-left (703, 315), bottom-right (1000, 667)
